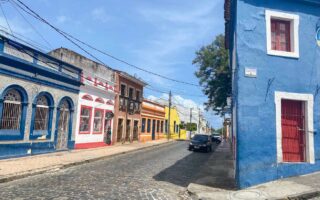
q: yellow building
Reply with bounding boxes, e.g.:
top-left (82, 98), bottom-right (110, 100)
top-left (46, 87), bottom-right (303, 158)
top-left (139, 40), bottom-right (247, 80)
top-left (165, 106), bottom-right (186, 140)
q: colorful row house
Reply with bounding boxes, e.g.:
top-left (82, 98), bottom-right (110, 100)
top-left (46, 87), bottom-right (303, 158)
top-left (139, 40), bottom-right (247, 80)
top-left (0, 35), bottom-right (82, 159)
top-left (49, 48), bottom-right (116, 149)
top-left (165, 106), bottom-right (186, 139)
top-left (225, 0), bottom-right (320, 188)
top-left (140, 99), bottom-right (166, 142)
top-left (113, 71), bottom-right (147, 144)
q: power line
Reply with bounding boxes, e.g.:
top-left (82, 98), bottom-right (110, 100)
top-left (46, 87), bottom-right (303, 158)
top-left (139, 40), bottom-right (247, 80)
top-left (9, 0), bottom-right (52, 49)
top-left (12, 0), bottom-right (111, 70)
top-left (12, 0), bottom-right (203, 88)
top-left (0, 1), bottom-right (12, 35)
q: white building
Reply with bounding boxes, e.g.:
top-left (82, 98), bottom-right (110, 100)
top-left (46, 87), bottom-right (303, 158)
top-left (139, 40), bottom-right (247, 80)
top-left (49, 48), bottom-right (116, 149)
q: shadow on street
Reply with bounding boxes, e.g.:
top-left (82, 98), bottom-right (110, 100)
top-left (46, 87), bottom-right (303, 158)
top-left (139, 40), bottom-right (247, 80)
top-left (153, 141), bottom-right (236, 190)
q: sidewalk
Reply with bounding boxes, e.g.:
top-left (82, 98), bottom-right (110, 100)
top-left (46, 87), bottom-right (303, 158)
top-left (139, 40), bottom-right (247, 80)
top-left (187, 141), bottom-right (320, 200)
top-left (0, 139), bottom-right (174, 183)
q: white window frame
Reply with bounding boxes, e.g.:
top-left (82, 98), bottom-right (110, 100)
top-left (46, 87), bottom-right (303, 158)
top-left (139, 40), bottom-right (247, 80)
top-left (275, 91), bottom-right (314, 164)
top-left (265, 10), bottom-right (300, 58)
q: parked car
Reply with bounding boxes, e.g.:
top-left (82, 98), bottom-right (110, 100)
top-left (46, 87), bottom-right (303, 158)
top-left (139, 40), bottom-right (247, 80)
top-left (188, 134), bottom-right (212, 152)
top-left (211, 135), bottom-right (222, 144)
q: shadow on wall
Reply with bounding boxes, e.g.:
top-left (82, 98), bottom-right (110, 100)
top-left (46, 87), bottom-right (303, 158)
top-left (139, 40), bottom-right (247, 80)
top-left (153, 143), bottom-right (236, 190)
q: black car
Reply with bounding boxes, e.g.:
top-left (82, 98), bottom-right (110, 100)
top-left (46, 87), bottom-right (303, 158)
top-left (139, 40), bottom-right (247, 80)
top-left (188, 134), bottom-right (212, 152)
top-left (211, 135), bottom-right (222, 144)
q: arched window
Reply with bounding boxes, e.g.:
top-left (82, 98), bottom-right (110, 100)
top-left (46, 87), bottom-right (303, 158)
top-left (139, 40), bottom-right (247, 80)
top-left (95, 98), bottom-right (104, 104)
top-left (1, 89), bottom-right (22, 130)
top-left (82, 95), bottom-right (93, 101)
top-left (0, 85), bottom-right (28, 140)
top-left (30, 92), bottom-right (54, 140)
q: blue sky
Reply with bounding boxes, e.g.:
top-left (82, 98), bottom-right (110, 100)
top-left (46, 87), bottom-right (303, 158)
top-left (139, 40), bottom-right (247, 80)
top-left (1, 0), bottom-right (224, 128)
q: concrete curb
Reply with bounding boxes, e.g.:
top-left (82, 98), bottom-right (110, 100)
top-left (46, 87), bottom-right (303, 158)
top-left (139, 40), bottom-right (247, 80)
top-left (285, 189), bottom-right (320, 200)
top-left (0, 140), bottom-right (176, 184)
top-left (187, 184), bottom-right (320, 200)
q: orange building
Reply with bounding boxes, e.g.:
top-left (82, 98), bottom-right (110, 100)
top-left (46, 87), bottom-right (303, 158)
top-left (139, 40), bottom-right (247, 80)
top-left (140, 100), bottom-right (165, 142)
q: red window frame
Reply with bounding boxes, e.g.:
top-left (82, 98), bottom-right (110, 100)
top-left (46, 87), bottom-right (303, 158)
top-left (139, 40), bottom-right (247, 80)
top-left (82, 94), bottom-right (93, 101)
top-left (271, 19), bottom-right (291, 52)
top-left (95, 98), bottom-right (105, 104)
top-left (79, 105), bottom-right (92, 134)
top-left (92, 108), bottom-right (104, 134)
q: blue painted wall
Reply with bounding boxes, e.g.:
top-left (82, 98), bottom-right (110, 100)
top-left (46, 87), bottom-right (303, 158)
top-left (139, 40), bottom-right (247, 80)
top-left (233, 0), bottom-right (320, 188)
top-left (0, 35), bottom-right (80, 159)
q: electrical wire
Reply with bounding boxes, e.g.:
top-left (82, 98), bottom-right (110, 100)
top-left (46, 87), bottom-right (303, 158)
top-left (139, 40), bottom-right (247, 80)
top-left (12, 0), bottom-right (203, 88)
top-left (0, 1), bottom-right (12, 35)
top-left (9, 0), bottom-right (52, 49)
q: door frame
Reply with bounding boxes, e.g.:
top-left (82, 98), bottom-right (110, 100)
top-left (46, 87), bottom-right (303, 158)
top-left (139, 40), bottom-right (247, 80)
top-left (54, 97), bottom-right (74, 150)
top-left (275, 91), bottom-right (314, 163)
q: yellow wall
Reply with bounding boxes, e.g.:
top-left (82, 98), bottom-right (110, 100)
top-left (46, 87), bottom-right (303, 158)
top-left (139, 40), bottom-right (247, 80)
top-left (165, 106), bottom-right (187, 140)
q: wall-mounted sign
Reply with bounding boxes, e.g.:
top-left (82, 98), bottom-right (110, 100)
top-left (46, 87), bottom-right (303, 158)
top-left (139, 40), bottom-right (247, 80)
top-left (317, 28), bottom-right (320, 47)
top-left (244, 68), bottom-right (257, 78)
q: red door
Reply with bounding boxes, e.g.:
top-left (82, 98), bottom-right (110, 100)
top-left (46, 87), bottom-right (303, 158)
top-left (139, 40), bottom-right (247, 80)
top-left (281, 100), bottom-right (305, 162)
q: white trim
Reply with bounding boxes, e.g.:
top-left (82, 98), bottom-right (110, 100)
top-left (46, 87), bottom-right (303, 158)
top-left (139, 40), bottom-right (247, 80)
top-left (265, 10), bottom-right (300, 58)
top-left (275, 91), bottom-right (314, 164)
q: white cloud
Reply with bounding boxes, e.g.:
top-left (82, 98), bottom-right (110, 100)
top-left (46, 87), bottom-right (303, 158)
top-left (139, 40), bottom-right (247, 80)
top-left (131, 2), bottom-right (222, 89)
top-left (91, 7), bottom-right (111, 23)
top-left (0, 16), bottom-right (32, 35)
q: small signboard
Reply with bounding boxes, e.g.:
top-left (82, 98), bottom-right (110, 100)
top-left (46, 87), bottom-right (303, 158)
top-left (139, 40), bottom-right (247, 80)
top-left (245, 68), bottom-right (257, 78)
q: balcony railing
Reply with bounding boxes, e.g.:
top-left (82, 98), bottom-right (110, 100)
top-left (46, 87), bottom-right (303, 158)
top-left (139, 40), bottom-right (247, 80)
top-left (119, 95), bottom-right (141, 114)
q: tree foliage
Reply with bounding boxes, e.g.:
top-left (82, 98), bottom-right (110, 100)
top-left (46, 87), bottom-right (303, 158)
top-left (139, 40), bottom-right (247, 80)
top-left (193, 34), bottom-right (231, 116)
top-left (185, 123), bottom-right (197, 131)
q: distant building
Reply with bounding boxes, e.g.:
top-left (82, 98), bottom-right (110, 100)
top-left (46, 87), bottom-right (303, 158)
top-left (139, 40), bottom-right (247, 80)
top-left (225, 0), bottom-right (320, 188)
top-left (164, 106), bottom-right (186, 139)
top-left (49, 48), bottom-right (116, 149)
top-left (0, 35), bottom-right (82, 159)
top-left (113, 71), bottom-right (147, 144)
top-left (140, 99), bottom-right (165, 142)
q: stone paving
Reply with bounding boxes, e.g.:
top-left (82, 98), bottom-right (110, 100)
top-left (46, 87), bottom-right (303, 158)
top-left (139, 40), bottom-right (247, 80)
top-left (0, 141), bottom-right (216, 200)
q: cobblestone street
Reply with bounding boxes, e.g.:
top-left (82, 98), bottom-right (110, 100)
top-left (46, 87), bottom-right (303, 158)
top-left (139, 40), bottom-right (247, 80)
top-left (0, 141), bottom-right (216, 200)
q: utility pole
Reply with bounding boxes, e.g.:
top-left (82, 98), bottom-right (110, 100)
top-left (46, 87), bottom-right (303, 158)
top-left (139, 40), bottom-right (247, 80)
top-left (189, 108), bottom-right (193, 139)
top-left (167, 91), bottom-right (172, 141)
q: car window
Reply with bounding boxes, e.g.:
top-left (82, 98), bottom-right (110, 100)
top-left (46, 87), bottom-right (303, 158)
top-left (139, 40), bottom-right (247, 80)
top-left (192, 135), bottom-right (209, 141)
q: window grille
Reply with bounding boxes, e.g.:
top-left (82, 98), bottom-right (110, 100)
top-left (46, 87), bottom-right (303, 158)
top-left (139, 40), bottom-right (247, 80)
top-left (34, 96), bottom-right (49, 131)
top-left (80, 107), bottom-right (91, 132)
top-left (0, 89), bottom-right (22, 130)
top-left (93, 110), bottom-right (103, 132)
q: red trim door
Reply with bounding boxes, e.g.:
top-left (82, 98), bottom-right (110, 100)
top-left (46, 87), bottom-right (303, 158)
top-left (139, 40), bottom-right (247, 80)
top-left (281, 99), bottom-right (305, 162)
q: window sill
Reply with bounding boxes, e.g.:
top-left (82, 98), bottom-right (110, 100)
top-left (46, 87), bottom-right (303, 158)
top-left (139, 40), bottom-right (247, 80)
top-left (267, 50), bottom-right (299, 59)
top-left (278, 161), bottom-right (313, 164)
top-left (79, 132), bottom-right (91, 135)
top-left (92, 132), bottom-right (103, 134)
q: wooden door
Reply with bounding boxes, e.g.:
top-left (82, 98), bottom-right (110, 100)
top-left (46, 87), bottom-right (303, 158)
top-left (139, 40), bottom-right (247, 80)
top-left (281, 99), bottom-right (305, 162)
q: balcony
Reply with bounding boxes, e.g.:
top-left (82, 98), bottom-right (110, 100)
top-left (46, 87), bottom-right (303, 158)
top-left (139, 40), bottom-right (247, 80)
top-left (119, 95), bottom-right (141, 114)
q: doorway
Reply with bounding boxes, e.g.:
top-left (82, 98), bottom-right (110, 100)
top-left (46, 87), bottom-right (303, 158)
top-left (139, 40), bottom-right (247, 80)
top-left (281, 99), bottom-right (305, 162)
top-left (56, 101), bottom-right (70, 150)
top-left (125, 119), bottom-right (131, 142)
top-left (104, 115), bottom-right (112, 145)
top-left (117, 118), bottom-right (123, 142)
top-left (133, 120), bottom-right (139, 141)
top-left (152, 119), bottom-right (156, 140)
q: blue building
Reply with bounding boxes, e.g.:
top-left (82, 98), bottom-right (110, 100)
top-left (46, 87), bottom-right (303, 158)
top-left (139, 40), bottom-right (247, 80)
top-left (225, 0), bottom-right (320, 188)
top-left (0, 35), bottom-right (82, 159)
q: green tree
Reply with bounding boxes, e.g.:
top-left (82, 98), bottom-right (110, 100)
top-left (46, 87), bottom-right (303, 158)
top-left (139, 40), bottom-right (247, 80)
top-left (186, 123), bottom-right (197, 131)
top-left (193, 34), bottom-right (231, 116)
